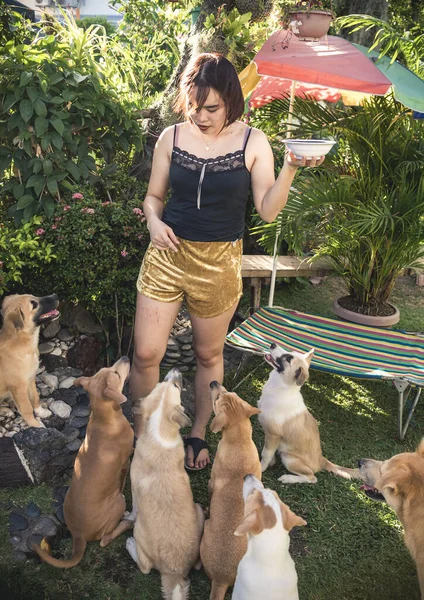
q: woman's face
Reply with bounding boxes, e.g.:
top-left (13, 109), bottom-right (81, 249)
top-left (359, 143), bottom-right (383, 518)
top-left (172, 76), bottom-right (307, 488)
top-left (187, 87), bottom-right (227, 135)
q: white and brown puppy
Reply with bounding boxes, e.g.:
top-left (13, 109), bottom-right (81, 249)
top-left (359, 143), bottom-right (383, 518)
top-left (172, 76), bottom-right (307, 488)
top-left (359, 440), bottom-right (424, 599)
top-left (200, 382), bottom-right (262, 600)
top-left (0, 293), bottom-right (59, 428)
top-left (259, 343), bottom-right (359, 483)
top-left (233, 475), bottom-right (306, 600)
top-left (124, 368), bottom-right (204, 600)
top-left (33, 356), bottom-right (134, 567)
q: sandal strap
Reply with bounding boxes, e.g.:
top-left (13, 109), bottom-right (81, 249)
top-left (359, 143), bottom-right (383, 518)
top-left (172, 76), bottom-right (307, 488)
top-left (184, 437), bottom-right (209, 462)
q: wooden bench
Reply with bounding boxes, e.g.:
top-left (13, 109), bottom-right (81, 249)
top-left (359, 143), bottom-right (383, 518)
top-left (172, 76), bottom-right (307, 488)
top-left (241, 255), bottom-right (334, 312)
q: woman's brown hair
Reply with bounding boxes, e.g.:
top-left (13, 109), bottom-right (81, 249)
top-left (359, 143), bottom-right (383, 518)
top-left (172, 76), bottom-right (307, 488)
top-left (174, 53), bottom-right (244, 127)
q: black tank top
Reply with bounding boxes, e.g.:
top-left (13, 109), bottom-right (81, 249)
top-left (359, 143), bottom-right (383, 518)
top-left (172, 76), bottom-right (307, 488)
top-left (162, 124), bottom-right (252, 242)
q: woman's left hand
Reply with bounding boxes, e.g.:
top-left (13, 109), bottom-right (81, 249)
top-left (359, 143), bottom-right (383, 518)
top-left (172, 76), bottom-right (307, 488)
top-left (285, 150), bottom-right (326, 169)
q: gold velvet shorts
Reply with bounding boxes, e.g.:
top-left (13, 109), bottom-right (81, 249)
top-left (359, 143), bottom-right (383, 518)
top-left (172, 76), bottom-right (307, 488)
top-left (137, 237), bottom-right (243, 319)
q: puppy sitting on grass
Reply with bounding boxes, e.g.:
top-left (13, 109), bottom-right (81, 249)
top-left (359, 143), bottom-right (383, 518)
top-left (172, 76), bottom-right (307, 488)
top-left (259, 343), bottom-right (359, 484)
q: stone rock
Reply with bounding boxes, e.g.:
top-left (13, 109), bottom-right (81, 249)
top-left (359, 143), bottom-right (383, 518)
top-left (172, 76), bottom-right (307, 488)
top-left (165, 351), bottom-right (181, 360)
top-left (79, 426), bottom-right (87, 439)
top-left (36, 366), bottom-right (45, 375)
top-left (30, 516), bottom-right (59, 538)
top-left (13, 427), bottom-right (73, 484)
top-left (58, 328), bottom-right (74, 342)
top-left (26, 533), bottom-right (43, 552)
top-left (40, 373), bottom-right (59, 391)
top-left (44, 414), bottom-right (65, 430)
top-left (10, 534), bottom-right (21, 547)
top-left (72, 404), bottom-right (90, 418)
top-left (52, 388), bottom-right (79, 407)
top-left (41, 353), bottom-right (68, 371)
top-left (68, 416), bottom-right (89, 429)
top-left (167, 338), bottom-right (178, 347)
top-left (42, 319), bottom-right (61, 339)
top-left (50, 348), bottom-right (62, 356)
top-left (66, 438), bottom-right (82, 452)
top-left (61, 426), bottom-right (80, 443)
top-left (14, 551), bottom-right (28, 561)
top-left (177, 335), bottom-right (193, 344)
top-left (59, 377), bottom-right (76, 389)
top-left (55, 505), bottom-right (65, 523)
top-left (25, 503), bottom-right (41, 518)
top-left (49, 401), bottom-right (72, 419)
top-left (9, 512), bottom-right (29, 532)
top-left (67, 335), bottom-right (103, 376)
top-left (0, 407), bottom-right (14, 419)
top-left (181, 355), bottom-right (195, 364)
top-left (59, 301), bottom-right (103, 335)
top-left (38, 384), bottom-right (51, 398)
top-left (179, 365), bottom-right (190, 372)
top-left (181, 344), bottom-right (192, 351)
top-left (5, 431), bottom-right (17, 437)
top-left (51, 366), bottom-right (82, 380)
top-left (38, 342), bottom-right (54, 355)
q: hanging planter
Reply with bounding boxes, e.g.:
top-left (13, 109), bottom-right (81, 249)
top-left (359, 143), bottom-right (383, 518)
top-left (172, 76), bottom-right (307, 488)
top-left (190, 7), bottom-right (201, 26)
top-left (286, 1), bottom-right (333, 41)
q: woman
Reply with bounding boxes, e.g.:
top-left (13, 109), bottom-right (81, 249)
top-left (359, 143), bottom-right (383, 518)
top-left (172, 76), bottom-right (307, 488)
top-left (131, 53), bottom-right (324, 469)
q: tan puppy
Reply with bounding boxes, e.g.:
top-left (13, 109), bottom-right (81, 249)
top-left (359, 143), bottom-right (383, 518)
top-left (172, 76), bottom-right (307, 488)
top-left (123, 368), bottom-right (204, 600)
top-left (259, 343), bottom-right (359, 483)
top-left (32, 357), bottom-right (134, 567)
top-left (0, 293), bottom-right (59, 428)
top-left (200, 382), bottom-right (261, 600)
top-left (359, 440), bottom-right (424, 599)
top-left (233, 475), bottom-right (306, 600)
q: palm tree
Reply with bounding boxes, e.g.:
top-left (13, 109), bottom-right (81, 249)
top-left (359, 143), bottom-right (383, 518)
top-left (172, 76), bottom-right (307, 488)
top-left (251, 94), bottom-right (424, 317)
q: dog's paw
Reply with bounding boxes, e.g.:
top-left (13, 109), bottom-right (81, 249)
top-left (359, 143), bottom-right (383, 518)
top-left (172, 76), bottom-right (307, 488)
top-left (126, 537), bottom-right (138, 563)
top-left (278, 474), bottom-right (301, 484)
top-left (34, 407), bottom-right (52, 419)
top-left (260, 460), bottom-right (269, 472)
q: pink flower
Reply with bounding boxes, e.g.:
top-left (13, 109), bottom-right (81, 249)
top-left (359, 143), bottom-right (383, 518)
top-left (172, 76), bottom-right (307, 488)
top-left (63, 205), bottom-right (71, 211)
top-left (51, 224), bottom-right (57, 230)
top-left (101, 201), bottom-right (111, 206)
top-left (121, 249), bottom-right (128, 257)
top-left (133, 207), bottom-right (143, 216)
top-left (54, 216), bottom-right (62, 222)
top-left (137, 234), bottom-right (144, 240)
top-left (72, 193), bottom-right (84, 200)
top-left (0, 261), bottom-right (3, 269)
top-left (35, 228), bottom-right (45, 235)
top-left (81, 208), bottom-right (95, 214)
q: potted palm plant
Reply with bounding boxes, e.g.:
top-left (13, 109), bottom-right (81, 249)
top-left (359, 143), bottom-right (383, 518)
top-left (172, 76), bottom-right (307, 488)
top-left (251, 94), bottom-right (424, 326)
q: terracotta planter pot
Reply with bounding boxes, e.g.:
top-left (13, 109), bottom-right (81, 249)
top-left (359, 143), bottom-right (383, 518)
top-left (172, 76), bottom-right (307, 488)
top-left (333, 297), bottom-right (400, 328)
top-left (288, 9), bottom-right (333, 40)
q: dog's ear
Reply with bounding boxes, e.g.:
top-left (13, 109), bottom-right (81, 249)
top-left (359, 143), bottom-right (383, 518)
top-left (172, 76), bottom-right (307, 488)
top-left (280, 503), bottom-right (307, 531)
top-left (210, 410), bottom-right (228, 433)
top-left (303, 348), bottom-right (314, 366)
top-left (294, 366), bottom-right (308, 387)
top-left (9, 306), bottom-right (25, 330)
top-left (417, 438), bottom-right (424, 456)
top-left (234, 509), bottom-right (261, 536)
top-left (74, 376), bottom-right (91, 390)
top-left (172, 406), bottom-right (191, 429)
top-left (243, 402), bottom-right (261, 419)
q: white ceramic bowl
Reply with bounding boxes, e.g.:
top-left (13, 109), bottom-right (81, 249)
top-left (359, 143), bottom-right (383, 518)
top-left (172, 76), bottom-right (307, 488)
top-left (283, 139), bottom-right (336, 158)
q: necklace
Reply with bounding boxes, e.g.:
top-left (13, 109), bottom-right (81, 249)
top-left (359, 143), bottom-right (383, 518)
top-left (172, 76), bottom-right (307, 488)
top-left (197, 126), bottom-right (232, 152)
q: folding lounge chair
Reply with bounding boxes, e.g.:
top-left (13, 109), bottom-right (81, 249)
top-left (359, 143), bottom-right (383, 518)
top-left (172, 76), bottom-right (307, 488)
top-left (226, 306), bottom-right (424, 440)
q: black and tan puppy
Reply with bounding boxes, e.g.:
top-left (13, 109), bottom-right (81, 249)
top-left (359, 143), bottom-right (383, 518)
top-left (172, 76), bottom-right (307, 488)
top-left (0, 293), bottom-right (59, 428)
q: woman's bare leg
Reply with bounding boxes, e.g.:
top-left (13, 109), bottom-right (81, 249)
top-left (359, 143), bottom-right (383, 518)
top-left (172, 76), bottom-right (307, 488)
top-left (130, 292), bottom-right (182, 436)
top-left (186, 301), bottom-right (238, 469)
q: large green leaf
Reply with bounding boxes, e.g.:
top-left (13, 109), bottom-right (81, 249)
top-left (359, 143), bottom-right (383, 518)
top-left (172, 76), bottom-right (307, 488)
top-left (46, 177), bottom-right (58, 195)
top-left (50, 131), bottom-right (63, 149)
top-left (19, 98), bottom-right (33, 123)
top-left (41, 196), bottom-right (55, 217)
top-left (43, 159), bottom-right (53, 176)
top-left (50, 118), bottom-right (64, 135)
top-left (17, 194), bottom-right (35, 209)
top-left (35, 116), bottom-right (49, 137)
top-left (66, 160), bottom-right (80, 181)
top-left (20, 71), bottom-right (32, 86)
top-left (34, 98), bottom-right (47, 118)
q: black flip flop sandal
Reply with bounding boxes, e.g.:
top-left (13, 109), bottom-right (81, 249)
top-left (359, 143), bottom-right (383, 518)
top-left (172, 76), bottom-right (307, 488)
top-left (184, 437), bottom-right (210, 471)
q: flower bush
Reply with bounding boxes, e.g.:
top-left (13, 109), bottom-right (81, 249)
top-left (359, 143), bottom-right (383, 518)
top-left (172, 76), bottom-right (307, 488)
top-left (24, 176), bottom-right (149, 323)
top-left (0, 216), bottom-right (55, 297)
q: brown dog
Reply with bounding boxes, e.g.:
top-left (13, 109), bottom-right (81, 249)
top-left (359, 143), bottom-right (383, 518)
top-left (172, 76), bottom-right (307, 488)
top-left (200, 382), bottom-right (262, 600)
top-left (0, 293), bottom-right (59, 428)
top-left (32, 357), bottom-right (134, 568)
top-left (359, 440), bottom-right (424, 599)
top-left (121, 368), bottom-right (204, 600)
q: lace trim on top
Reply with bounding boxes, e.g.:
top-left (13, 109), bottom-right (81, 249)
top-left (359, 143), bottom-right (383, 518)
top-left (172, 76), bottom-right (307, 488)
top-left (172, 147), bottom-right (246, 173)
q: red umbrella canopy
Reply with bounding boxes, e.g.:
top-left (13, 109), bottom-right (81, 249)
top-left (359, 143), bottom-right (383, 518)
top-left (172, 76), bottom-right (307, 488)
top-left (254, 30), bottom-right (392, 95)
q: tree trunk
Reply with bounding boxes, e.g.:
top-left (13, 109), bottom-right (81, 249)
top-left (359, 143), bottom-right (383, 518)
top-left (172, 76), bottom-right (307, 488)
top-left (336, 0), bottom-right (389, 45)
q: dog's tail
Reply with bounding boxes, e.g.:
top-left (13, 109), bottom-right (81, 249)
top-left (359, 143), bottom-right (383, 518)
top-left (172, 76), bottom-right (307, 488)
top-left (160, 573), bottom-right (190, 600)
top-left (32, 536), bottom-right (87, 568)
top-left (321, 458), bottom-right (360, 480)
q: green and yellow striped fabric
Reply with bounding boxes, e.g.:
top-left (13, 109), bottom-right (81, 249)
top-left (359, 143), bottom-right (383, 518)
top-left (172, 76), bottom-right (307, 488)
top-left (226, 307), bottom-right (424, 386)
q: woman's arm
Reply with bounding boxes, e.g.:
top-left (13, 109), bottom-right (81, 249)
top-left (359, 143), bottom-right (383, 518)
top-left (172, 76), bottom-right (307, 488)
top-left (142, 127), bottom-right (180, 252)
top-left (249, 129), bottom-right (323, 223)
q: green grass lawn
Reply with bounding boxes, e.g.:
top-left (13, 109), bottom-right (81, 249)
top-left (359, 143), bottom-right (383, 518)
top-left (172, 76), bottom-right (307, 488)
top-left (1, 275), bottom-right (423, 599)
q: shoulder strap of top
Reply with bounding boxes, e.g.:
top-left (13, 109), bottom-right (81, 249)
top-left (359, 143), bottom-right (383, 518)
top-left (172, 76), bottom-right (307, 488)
top-left (173, 123), bottom-right (180, 148)
top-left (242, 126), bottom-right (252, 152)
